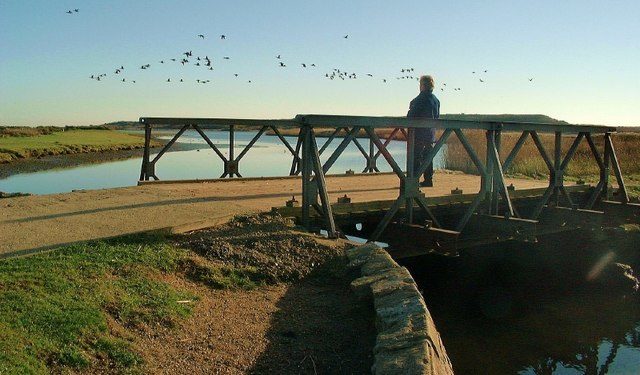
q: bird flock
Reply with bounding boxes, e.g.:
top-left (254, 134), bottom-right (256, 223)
top-left (74, 9), bottom-right (535, 91)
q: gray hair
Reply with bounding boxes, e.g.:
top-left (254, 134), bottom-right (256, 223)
top-left (420, 75), bottom-right (434, 91)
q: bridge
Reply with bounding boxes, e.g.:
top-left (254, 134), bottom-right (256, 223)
top-left (138, 115), bottom-right (640, 258)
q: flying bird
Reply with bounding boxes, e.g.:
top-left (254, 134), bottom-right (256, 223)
top-left (276, 55), bottom-right (281, 59)
top-left (529, 78), bottom-right (534, 82)
top-left (198, 34), bottom-right (205, 39)
top-left (302, 63), bottom-right (307, 68)
top-left (479, 79), bottom-right (484, 83)
top-left (343, 35), bottom-right (349, 39)
top-left (74, 9), bottom-right (79, 12)
top-left (66, 10), bottom-right (73, 14)
top-left (220, 35), bottom-right (226, 39)
top-left (223, 56), bottom-right (230, 60)
top-left (279, 62), bottom-right (286, 67)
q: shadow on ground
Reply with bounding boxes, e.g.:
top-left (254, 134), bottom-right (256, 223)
top-left (249, 257), bottom-right (376, 374)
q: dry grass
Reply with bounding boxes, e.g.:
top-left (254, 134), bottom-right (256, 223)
top-left (441, 131), bottom-right (640, 181)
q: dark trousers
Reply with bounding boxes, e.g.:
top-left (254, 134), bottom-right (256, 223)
top-left (413, 139), bottom-right (434, 183)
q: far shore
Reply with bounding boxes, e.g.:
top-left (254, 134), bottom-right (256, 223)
top-left (0, 137), bottom-right (202, 180)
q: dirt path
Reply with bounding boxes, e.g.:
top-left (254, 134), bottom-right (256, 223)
top-left (134, 280), bottom-right (374, 374)
top-left (0, 172), bottom-right (549, 257)
top-left (86, 214), bottom-right (376, 374)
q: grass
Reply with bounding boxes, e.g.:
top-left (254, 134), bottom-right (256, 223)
top-left (0, 129), bottom-right (158, 163)
top-left (442, 130), bottom-right (640, 198)
top-left (0, 232), bottom-right (267, 374)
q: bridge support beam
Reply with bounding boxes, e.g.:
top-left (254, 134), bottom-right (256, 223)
top-left (464, 214), bottom-right (538, 242)
top-left (300, 125), bottom-right (337, 238)
top-left (539, 206), bottom-right (604, 230)
top-left (601, 200), bottom-right (640, 225)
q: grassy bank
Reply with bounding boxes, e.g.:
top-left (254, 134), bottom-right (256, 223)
top-left (0, 129), bottom-right (159, 164)
top-left (0, 232), bottom-right (195, 373)
top-left (0, 214), bottom-right (371, 374)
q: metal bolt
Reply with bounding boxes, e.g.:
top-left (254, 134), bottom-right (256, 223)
top-left (337, 194), bottom-right (351, 204)
top-left (286, 196), bottom-right (299, 207)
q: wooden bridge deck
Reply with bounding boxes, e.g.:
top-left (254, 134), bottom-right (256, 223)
top-left (0, 172), bottom-right (552, 258)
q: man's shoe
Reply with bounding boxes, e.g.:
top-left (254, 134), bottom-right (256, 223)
top-left (420, 180), bottom-right (433, 187)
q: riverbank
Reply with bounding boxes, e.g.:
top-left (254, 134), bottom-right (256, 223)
top-left (0, 130), bottom-right (216, 180)
top-left (0, 141), bottom-right (207, 180)
top-left (0, 213), bottom-right (375, 374)
top-left (0, 129), bottom-right (160, 163)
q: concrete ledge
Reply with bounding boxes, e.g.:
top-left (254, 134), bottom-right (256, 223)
top-left (347, 244), bottom-right (454, 375)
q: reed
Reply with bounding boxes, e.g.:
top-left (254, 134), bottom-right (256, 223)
top-left (441, 130), bottom-right (640, 180)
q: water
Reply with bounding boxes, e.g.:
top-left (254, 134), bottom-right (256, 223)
top-left (0, 130), bottom-right (446, 195)
top-left (403, 230), bottom-right (640, 375)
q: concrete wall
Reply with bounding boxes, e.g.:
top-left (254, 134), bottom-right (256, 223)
top-left (347, 243), bottom-right (454, 375)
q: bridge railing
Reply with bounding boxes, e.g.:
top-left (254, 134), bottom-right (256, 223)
top-left (139, 115), bottom-right (628, 241)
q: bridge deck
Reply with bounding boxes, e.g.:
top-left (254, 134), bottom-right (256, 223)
top-left (0, 172), bottom-right (551, 258)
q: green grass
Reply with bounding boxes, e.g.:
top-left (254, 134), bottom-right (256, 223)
top-left (0, 232), bottom-right (264, 374)
top-left (0, 130), bottom-right (154, 163)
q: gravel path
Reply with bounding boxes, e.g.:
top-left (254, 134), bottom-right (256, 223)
top-left (0, 172), bottom-right (548, 257)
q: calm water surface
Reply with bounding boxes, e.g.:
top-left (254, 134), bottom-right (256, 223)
top-left (0, 130), bottom-right (445, 195)
top-left (404, 233), bottom-right (640, 375)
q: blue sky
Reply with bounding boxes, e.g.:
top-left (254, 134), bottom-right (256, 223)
top-left (0, 0), bottom-right (639, 126)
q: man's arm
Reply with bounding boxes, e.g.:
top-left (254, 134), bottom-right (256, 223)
top-left (407, 99), bottom-right (417, 117)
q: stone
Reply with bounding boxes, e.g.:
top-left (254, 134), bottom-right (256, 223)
top-left (351, 267), bottom-right (414, 300)
top-left (346, 242), bottom-right (381, 261)
top-left (347, 247), bottom-right (388, 269)
top-left (346, 243), bottom-right (454, 375)
top-left (361, 252), bottom-right (398, 276)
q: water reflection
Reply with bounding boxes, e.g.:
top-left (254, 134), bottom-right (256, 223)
top-left (0, 130), bottom-right (446, 195)
top-left (402, 230), bottom-right (640, 375)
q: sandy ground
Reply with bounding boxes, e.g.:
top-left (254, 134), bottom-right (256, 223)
top-left (131, 278), bottom-right (375, 374)
top-left (0, 172), bottom-right (548, 257)
top-left (81, 215), bottom-right (375, 374)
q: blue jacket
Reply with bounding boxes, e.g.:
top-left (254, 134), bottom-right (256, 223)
top-left (407, 90), bottom-right (440, 143)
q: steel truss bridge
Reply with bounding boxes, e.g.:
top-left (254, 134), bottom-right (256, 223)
top-left (139, 115), bottom-right (639, 256)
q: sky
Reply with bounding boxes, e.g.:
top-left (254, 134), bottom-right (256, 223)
top-left (0, 0), bottom-right (639, 127)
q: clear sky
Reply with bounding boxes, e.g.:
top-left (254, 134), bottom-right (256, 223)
top-left (1, 0), bottom-right (638, 127)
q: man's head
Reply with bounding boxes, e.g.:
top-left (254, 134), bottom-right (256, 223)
top-left (419, 75), bottom-right (434, 92)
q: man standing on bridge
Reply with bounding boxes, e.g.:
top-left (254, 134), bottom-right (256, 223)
top-left (407, 75), bottom-right (440, 187)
